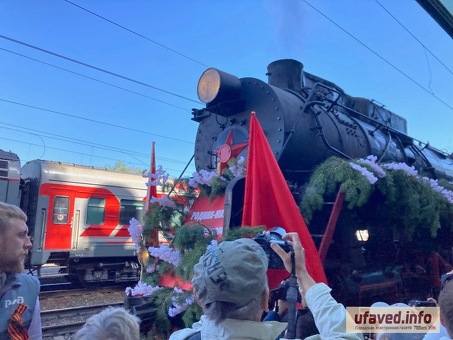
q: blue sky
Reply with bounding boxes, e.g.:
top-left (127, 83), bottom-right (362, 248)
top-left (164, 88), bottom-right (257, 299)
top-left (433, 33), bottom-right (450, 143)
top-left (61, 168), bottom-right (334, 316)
top-left (1, 0), bottom-right (452, 178)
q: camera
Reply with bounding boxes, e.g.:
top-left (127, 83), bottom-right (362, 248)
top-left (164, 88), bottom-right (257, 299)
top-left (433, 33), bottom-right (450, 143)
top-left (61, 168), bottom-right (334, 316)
top-left (271, 279), bottom-right (302, 303)
top-left (408, 300), bottom-right (437, 307)
top-left (254, 226), bottom-right (292, 269)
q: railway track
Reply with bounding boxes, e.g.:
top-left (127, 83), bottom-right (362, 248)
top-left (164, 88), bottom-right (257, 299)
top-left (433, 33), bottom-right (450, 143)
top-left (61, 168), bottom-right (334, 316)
top-left (40, 282), bottom-right (128, 296)
top-left (40, 285), bottom-right (127, 309)
top-left (40, 281), bottom-right (77, 292)
top-left (41, 302), bottom-right (124, 338)
top-left (39, 287), bottom-right (89, 301)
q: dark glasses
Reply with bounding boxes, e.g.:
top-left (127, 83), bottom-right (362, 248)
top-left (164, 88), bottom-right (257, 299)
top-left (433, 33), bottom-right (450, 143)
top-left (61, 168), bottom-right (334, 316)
top-left (441, 273), bottom-right (453, 290)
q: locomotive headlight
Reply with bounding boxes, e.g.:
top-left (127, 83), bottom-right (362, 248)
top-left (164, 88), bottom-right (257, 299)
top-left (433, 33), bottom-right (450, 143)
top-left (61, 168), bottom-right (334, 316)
top-left (198, 68), bottom-right (221, 103)
top-left (197, 68), bottom-right (242, 105)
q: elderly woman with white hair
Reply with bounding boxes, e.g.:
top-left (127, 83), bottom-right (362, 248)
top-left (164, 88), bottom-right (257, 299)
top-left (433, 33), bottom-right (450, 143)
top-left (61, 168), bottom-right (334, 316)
top-left (73, 306), bottom-right (141, 340)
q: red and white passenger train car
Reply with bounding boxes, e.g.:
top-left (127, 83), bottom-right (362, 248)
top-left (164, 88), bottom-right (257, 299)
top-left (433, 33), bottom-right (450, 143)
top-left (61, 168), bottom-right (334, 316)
top-left (1, 150), bottom-right (149, 284)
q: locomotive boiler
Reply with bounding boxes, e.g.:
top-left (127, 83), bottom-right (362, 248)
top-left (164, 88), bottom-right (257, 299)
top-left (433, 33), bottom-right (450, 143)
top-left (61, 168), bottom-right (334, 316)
top-left (193, 59), bottom-right (453, 185)
top-left (190, 59), bottom-right (453, 305)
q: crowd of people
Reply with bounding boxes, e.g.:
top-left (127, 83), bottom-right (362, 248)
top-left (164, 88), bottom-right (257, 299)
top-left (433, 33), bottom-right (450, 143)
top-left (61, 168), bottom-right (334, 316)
top-left (1, 201), bottom-right (453, 339)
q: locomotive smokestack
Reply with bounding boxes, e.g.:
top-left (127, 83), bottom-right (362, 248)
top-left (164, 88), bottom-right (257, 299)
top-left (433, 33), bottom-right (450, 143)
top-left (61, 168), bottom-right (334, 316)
top-left (267, 59), bottom-right (304, 91)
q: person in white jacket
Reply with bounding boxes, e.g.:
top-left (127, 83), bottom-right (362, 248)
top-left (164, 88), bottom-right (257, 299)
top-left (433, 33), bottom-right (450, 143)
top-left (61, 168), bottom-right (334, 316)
top-left (272, 232), bottom-right (363, 340)
top-left (170, 232), bottom-right (363, 340)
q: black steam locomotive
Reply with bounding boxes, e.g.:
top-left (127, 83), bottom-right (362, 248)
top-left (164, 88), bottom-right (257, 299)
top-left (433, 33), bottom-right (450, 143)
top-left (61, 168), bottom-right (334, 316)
top-left (190, 59), bottom-right (453, 305)
top-left (193, 59), bottom-right (453, 183)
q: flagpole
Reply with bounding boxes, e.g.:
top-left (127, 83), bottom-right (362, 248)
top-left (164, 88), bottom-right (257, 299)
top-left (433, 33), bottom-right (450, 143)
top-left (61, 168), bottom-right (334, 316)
top-left (145, 142), bottom-right (156, 212)
top-left (144, 142), bottom-right (157, 249)
top-left (140, 142), bottom-right (156, 281)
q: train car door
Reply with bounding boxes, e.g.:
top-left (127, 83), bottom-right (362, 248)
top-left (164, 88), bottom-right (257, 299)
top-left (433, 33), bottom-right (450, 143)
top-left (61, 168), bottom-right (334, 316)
top-left (74, 193), bottom-right (143, 257)
top-left (40, 184), bottom-right (75, 250)
top-left (72, 192), bottom-right (117, 252)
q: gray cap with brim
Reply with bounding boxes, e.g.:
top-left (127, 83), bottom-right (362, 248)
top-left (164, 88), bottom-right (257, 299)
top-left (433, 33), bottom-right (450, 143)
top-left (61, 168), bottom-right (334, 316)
top-left (192, 238), bottom-right (268, 308)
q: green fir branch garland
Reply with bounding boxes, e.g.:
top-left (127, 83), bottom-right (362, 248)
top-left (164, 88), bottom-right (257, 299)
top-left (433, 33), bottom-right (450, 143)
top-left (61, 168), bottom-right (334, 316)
top-left (181, 303), bottom-right (203, 332)
top-left (208, 176), bottom-right (228, 200)
top-left (222, 226), bottom-right (265, 241)
top-left (300, 156), bottom-right (375, 220)
top-left (153, 290), bottom-right (174, 336)
top-left (172, 224), bottom-right (217, 282)
top-left (300, 156), bottom-right (453, 240)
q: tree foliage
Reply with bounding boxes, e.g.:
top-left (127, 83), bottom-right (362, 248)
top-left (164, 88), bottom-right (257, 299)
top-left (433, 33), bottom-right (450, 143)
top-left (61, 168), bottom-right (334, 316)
top-left (105, 160), bottom-right (142, 174)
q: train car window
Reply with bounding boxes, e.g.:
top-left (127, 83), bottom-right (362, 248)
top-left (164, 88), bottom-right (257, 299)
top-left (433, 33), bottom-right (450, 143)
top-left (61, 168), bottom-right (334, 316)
top-left (52, 196), bottom-right (69, 224)
top-left (0, 160), bottom-right (8, 178)
top-left (120, 199), bottom-right (144, 224)
top-left (86, 197), bottom-right (106, 225)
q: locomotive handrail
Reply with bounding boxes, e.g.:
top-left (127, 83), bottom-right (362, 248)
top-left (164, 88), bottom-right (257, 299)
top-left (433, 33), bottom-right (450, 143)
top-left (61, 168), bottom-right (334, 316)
top-left (313, 83), bottom-right (395, 133)
top-left (278, 89), bottom-right (309, 161)
top-left (326, 95), bottom-right (452, 158)
top-left (317, 90), bottom-right (417, 164)
top-left (378, 130), bottom-right (392, 163)
top-left (289, 82), bottom-right (452, 172)
top-left (406, 142), bottom-right (436, 175)
top-left (303, 86), bottom-right (353, 161)
top-left (311, 82), bottom-right (343, 114)
top-left (280, 87), bottom-right (353, 162)
top-left (370, 99), bottom-right (390, 126)
top-left (306, 82), bottom-right (452, 161)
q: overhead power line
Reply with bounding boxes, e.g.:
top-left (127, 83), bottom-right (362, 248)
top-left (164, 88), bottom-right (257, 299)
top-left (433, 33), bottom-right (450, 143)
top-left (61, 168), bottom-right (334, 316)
top-left (301, 0), bottom-right (453, 111)
top-left (0, 122), bottom-right (189, 165)
top-left (0, 47), bottom-right (188, 111)
top-left (0, 34), bottom-right (201, 105)
top-left (1, 135), bottom-right (188, 174)
top-left (0, 98), bottom-right (194, 145)
top-left (1, 135), bottom-right (145, 168)
top-left (374, 0), bottom-right (453, 76)
top-left (64, 0), bottom-right (209, 68)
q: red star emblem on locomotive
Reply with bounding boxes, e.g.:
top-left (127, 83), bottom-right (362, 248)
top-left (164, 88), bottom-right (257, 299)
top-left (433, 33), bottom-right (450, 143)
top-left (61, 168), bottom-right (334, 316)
top-left (214, 130), bottom-right (248, 175)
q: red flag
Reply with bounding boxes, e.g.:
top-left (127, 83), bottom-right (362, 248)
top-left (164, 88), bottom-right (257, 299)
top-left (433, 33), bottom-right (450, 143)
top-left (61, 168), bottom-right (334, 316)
top-left (241, 112), bottom-right (327, 289)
